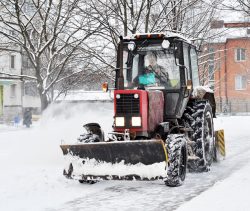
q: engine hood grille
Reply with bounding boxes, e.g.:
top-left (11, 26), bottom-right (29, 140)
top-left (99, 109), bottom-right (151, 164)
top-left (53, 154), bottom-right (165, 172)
top-left (116, 94), bottom-right (140, 115)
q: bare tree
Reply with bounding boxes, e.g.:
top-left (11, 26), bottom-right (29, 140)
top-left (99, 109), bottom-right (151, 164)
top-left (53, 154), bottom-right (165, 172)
top-left (0, 0), bottom-right (224, 111)
top-left (79, 0), bottom-right (221, 81)
top-left (0, 0), bottom-right (102, 111)
top-left (221, 0), bottom-right (250, 13)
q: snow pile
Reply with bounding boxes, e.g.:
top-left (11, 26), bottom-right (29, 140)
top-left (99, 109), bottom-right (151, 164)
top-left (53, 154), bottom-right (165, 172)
top-left (65, 155), bottom-right (167, 179)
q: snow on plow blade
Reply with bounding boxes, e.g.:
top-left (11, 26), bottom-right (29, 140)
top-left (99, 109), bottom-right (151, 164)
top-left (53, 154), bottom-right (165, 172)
top-left (60, 139), bottom-right (168, 181)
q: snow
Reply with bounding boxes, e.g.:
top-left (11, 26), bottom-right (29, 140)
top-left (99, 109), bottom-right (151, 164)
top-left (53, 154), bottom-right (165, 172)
top-left (67, 155), bottom-right (167, 179)
top-left (1, 102), bottom-right (250, 210)
top-left (64, 139), bottom-right (168, 179)
top-left (177, 163), bottom-right (250, 211)
top-left (177, 115), bottom-right (250, 211)
top-left (55, 90), bottom-right (113, 102)
top-left (192, 86), bottom-right (213, 98)
top-left (0, 102), bottom-right (113, 211)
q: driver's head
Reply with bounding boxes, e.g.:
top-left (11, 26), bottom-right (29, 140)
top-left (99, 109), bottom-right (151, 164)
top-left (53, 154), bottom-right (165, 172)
top-left (146, 52), bottom-right (157, 66)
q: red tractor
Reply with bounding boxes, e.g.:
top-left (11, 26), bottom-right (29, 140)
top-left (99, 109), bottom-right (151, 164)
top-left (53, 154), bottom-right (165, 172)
top-left (61, 33), bottom-right (224, 187)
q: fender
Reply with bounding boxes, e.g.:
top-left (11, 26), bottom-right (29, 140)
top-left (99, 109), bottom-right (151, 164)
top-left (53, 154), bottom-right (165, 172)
top-left (191, 86), bottom-right (216, 117)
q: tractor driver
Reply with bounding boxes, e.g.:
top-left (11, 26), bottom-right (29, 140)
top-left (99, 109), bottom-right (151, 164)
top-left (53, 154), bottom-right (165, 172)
top-left (144, 52), bottom-right (171, 87)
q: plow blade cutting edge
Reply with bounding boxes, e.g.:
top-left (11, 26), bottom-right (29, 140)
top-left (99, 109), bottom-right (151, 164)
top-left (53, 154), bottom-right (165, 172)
top-left (60, 139), bottom-right (168, 181)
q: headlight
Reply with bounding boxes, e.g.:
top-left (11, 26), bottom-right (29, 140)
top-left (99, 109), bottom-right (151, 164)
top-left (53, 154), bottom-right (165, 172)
top-left (128, 41), bottom-right (136, 51)
top-left (116, 94), bottom-right (121, 99)
top-left (131, 117), bottom-right (141, 127)
top-left (115, 117), bottom-right (125, 127)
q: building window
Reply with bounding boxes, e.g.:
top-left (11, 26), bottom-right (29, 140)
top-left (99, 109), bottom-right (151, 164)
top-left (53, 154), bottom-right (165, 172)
top-left (209, 48), bottom-right (215, 62)
top-left (208, 64), bottom-right (214, 80)
top-left (10, 84), bottom-right (16, 98)
top-left (235, 48), bottom-right (246, 61)
top-left (24, 81), bottom-right (38, 96)
top-left (235, 75), bottom-right (247, 90)
top-left (10, 55), bottom-right (15, 69)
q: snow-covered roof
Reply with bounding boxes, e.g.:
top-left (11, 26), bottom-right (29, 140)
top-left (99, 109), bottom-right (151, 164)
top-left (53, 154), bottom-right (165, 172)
top-left (124, 32), bottom-right (191, 44)
top-left (166, 32), bottom-right (192, 44)
top-left (55, 90), bottom-right (113, 102)
top-left (208, 27), bottom-right (250, 43)
top-left (207, 0), bottom-right (250, 43)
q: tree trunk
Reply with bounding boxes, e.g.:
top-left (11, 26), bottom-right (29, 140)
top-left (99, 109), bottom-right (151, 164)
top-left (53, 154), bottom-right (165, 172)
top-left (145, 0), bottom-right (151, 33)
top-left (40, 93), bottom-right (49, 111)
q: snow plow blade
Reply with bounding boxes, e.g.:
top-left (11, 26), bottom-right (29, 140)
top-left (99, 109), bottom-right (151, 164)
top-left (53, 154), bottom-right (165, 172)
top-left (60, 139), bottom-right (168, 181)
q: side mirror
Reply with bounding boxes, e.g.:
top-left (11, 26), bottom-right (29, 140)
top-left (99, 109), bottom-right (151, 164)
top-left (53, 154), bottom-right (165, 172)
top-left (102, 82), bottom-right (108, 92)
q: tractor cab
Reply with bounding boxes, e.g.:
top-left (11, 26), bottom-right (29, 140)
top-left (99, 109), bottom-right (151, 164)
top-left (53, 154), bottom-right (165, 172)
top-left (116, 33), bottom-right (200, 120)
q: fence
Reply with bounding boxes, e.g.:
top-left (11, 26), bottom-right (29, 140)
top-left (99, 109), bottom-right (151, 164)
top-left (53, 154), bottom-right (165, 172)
top-left (216, 101), bottom-right (250, 114)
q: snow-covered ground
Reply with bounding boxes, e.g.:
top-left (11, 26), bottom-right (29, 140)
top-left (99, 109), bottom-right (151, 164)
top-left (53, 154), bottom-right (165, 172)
top-left (177, 163), bottom-right (250, 211)
top-left (0, 102), bottom-right (250, 211)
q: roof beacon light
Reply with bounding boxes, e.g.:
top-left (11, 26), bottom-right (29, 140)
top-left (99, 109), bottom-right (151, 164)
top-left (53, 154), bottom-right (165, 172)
top-left (134, 33), bottom-right (165, 39)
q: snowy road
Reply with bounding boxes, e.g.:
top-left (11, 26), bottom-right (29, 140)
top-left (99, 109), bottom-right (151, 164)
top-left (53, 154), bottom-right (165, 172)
top-left (1, 102), bottom-right (250, 211)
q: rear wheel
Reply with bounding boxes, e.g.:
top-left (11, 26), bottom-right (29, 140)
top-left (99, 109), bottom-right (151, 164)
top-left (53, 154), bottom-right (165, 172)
top-left (165, 134), bottom-right (187, 187)
top-left (183, 101), bottom-right (215, 172)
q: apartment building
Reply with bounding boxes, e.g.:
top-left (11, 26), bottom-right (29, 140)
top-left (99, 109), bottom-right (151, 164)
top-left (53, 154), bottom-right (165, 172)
top-left (200, 21), bottom-right (250, 113)
top-left (0, 49), bottom-right (41, 122)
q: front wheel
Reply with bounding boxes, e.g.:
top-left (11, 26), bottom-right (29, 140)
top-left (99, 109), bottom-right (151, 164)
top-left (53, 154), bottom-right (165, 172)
top-left (165, 134), bottom-right (187, 187)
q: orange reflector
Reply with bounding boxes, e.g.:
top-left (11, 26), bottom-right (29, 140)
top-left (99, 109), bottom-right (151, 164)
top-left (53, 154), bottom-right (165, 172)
top-left (134, 33), bottom-right (165, 39)
top-left (102, 82), bottom-right (108, 92)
